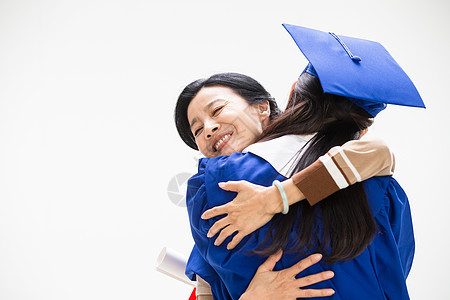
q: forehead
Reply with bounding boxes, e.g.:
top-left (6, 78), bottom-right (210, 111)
top-left (187, 86), bottom-right (247, 120)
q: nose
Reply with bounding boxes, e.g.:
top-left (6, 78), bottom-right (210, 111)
top-left (205, 120), bottom-right (219, 139)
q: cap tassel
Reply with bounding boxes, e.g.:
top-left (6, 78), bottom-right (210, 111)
top-left (329, 32), bottom-right (362, 63)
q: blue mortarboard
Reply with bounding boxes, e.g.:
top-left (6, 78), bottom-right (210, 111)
top-left (283, 24), bottom-right (426, 117)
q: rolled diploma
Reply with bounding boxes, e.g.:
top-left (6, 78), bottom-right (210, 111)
top-left (156, 247), bottom-right (195, 286)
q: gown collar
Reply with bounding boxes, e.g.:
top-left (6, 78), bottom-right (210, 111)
top-left (243, 134), bottom-right (315, 177)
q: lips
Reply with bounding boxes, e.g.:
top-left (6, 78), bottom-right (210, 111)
top-left (213, 132), bottom-right (233, 152)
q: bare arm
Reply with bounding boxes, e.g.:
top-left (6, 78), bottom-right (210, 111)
top-left (196, 276), bottom-right (214, 300)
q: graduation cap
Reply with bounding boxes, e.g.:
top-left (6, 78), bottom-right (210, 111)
top-left (282, 23), bottom-right (425, 117)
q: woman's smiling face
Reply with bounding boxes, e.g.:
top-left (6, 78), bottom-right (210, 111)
top-left (187, 86), bottom-right (270, 158)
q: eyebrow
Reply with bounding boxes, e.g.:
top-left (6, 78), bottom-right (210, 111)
top-left (189, 99), bottom-right (225, 130)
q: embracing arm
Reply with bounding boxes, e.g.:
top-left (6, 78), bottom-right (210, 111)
top-left (292, 136), bottom-right (395, 205)
top-left (203, 137), bottom-right (395, 249)
top-left (257, 136), bottom-right (395, 210)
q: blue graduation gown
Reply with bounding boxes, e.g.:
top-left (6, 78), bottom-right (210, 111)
top-left (185, 151), bottom-right (414, 300)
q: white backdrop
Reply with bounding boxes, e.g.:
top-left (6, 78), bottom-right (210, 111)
top-left (1, 0), bottom-right (449, 299)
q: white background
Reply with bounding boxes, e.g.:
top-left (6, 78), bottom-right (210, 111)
top-left (1, 0), bottom-right (449, 299)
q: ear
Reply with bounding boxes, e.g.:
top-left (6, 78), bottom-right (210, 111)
top-left (359, 128), bottom-right (369, 139)
top-left (288, 81), bottom-right (297, 99)
top-left (258, 100), bottom-right (271, 121)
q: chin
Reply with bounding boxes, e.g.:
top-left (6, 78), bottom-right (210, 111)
top-left (222, 145), bottom-right (245, 156)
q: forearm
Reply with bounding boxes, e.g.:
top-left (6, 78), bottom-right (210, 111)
top-left (293, 137), bottom-right (394, 206)
top-left (196, 275), bottom-right (213, 300)
top-left (197, 295), bottom-right (214, 300)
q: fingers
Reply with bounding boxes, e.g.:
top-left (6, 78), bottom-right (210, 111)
top-left (217, 180), bottom-right (243, 192)
top-left (207, 217), bottom-right (230, 238)
top-left (286, 253), bottom-right (323, 278)
top-left (207, 217), bottom-right (245, 248)
top-left (295, 271), bottom-right (334, 288)
top-left (214, 225), bottom-right (237, 246)
top-left (296, 288), bottom-right (335, 298)
top-left (201, 204), bottom-right (228, 220)
top-left (226, 232), bottom-right (246, 250)
top-left (257, 249), bottom-right (283, 272)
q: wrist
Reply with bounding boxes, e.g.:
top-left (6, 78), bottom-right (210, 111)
top-left (265, 185), bottom-right (284, 214)
top-left (282, 179), bottom-right (305, 206)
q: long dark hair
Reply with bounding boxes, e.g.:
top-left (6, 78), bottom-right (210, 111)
top-left (175, 72), bottom-right (281, 150)
top-left (258, 73), bottom-right (377, 264)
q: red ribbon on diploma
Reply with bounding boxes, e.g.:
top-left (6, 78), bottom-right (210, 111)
top-left (188, 288), bottom-right (196, 300)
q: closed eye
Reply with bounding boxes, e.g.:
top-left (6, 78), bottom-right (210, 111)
top-left (212, 105), bottom-right (224, 116)
top-left (194, 127), bottom-right (203, 137)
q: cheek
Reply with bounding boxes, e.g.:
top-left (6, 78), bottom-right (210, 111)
top-left (240, 116), bottom-right (264, 138)
top-left (195, 138), bottom-right (213, 157)
top-left (218, 111), bottom-right (237, 125)
top-left (227, 130), bottom-right (258, 152)
top-left (231, 114), bottom-right (263, 141)
top-left (242, 108), bottom-right (264, 130)
top-left (194, 138), bottom-right (205, 152)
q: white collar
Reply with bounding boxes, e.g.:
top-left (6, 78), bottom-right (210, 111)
top-left (243, 134), bottom-right (315, 177)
